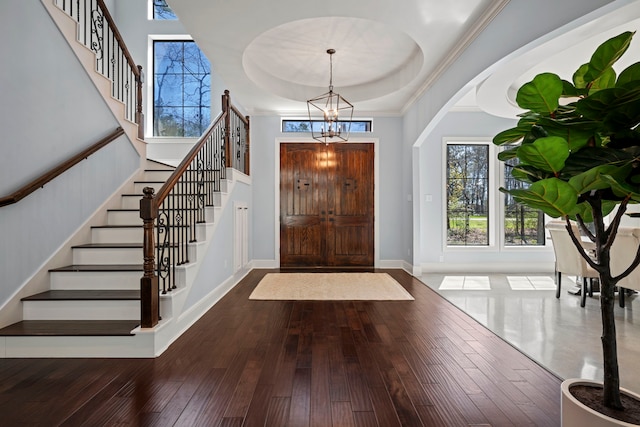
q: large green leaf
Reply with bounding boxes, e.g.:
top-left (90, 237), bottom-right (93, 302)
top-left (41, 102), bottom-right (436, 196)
top-left (573, 63), bottom-right (590, 89)
top-left (561, 79), bottom-right (582, 97)
top-left (517, 136), bottom-right (569, 173)
top-left (493, 127), bottom-right (526, 146)
top-left (511, 164), bottom-right (551, 183)
top-left (568, 164), bottom-right (632, 195)
top-left (576, 87), bottom-right (627, 121)
top-left (497, 147), bottom-right (519, 161)
top-left (617, 62), bottom-right (640, 87)
top-left (589, 67), bottom-right (617, 93)
top-left (602, 175), bottom-right (640, 202)
top-left (503, 178), bottom-right (577, 217)
top-left (510, 167), bottom-right (535, 183)
top-left (569, 200), bottom-right (616, 223)
top-left (537, 117), bottom-right (598, 151)
top-left (584, 31), bottom-right (634, 84)
top-left (516, 73), bottom-right (563, 114)
top-left (562, 147), bottom-right (634, 176)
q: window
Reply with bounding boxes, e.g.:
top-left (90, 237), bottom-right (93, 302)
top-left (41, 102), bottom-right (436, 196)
top-left (153, 41), bottom-right (211, 137)
top-left (153, 0), bottom-right (177, 20)
top-left (444, 140), bottom-right (545, 248)
top-left (503, 156), bottom-right (546, 246)
top-left (446, 144), bottom-right (489, 246)
top-left (282, 119), bottom-right (372, 133)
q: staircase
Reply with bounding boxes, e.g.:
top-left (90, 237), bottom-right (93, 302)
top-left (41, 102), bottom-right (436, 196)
top-left (0, 161), bottom-right (165, 356)
top-left (0, 1), bottom-right (250, 357)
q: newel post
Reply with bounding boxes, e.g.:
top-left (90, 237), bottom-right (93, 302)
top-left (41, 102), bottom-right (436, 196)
top-left (136, 65), bottom-right (145, 140)
top-left (140, 187), bottom-right (159, 328)
top-left (222, 89), bottom-right (232, 169)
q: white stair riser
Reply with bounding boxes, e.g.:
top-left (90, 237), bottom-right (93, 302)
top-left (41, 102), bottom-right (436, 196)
top-left (109, 209), bottom-right (214, 225)
top-left (50, 271), bottom-right (140, 290)
top-left (108, 210), bottom-right (142, 225)
top-left (23, 300), bottom-right (140, 320)
top-left (134, 182), bottom-right (163, 193)
top-left (91, 227), bottom-right (142, 244)
top-left (121, 195), bottom-right (143, 209)
top-left (0, 335), bottom-right (155, 358)
top-left (144, 171), bottom-right (172, 181)
top-left (121, 193), bottom-right (223, 211)
top-left (73, 247), bottom-right (142, 265)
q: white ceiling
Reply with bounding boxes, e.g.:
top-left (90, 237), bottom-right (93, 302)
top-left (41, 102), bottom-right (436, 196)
top-left (476, 2), bottom-right (640, 118)
top-left (167, 0), bottom-right (640, 118)
top-left (167, 0), bottom-right (508, 116)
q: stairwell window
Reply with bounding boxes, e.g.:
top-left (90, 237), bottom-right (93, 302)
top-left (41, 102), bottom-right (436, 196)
top-left (152, 0), bottom-right (177, 20)
top-left (153, 40), bottom-right (211, 137)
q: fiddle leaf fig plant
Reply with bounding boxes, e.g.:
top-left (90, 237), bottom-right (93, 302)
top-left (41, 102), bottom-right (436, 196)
top-left (493, 31), bottom-right (640, 410)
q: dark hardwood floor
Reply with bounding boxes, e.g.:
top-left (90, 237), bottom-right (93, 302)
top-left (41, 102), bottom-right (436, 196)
top-left (0, 269), bottom-right (561, 426)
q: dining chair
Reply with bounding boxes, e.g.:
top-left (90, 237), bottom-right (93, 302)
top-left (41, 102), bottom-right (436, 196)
top-left (609, 226), bottom-right (640, 307)
top-left (546, 220), bottom-right (598, 307)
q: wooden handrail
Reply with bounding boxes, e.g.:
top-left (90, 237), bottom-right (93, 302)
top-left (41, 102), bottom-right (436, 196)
top-left (154, 112), bottom-right (226, 205)
top-left (0, 127), bottom-right (124, 207)
top-left (140, 90), bottom-right (249, 328)
top-left (96, 0), bottom-right (141, 80)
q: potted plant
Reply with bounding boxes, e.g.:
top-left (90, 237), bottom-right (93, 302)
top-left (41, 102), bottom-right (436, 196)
top-left (493, 31), bottom-right (640, 424)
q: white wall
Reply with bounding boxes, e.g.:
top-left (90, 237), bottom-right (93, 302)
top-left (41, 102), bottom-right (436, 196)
top-left (0, 1), bottom-right (139, 307)
top-left (405, 0), bottom-right (623, 273)
top-left (183, 178), bottom-right (252, 309)
top-left (416, 110), bottom-right (555, 273)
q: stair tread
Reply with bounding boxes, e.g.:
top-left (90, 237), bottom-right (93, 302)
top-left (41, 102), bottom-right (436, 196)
top-left (73, 243), bottom-right (142, 248)
top-left (50, 264), bottom-right (143, 272)
top-left (22, 290), bottom-right (140, 301)
top-left (91, 224), bottom-right (143, 228)
top-left (0, 320), bottom-right (139, 336)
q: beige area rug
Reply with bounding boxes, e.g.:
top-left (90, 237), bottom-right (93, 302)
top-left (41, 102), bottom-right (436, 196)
top-left (249, 272), bottom-right (414, 301)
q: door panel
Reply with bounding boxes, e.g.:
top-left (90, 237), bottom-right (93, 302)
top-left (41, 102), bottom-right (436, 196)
top-left (280, 143), bottom-right (374, 267)
top-left (280, 144), bottom-right (327, 266)
top-left (327, 143), bottom-right (374, 266)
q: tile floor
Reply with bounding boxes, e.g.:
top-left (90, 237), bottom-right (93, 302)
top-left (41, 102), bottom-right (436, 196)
top-left (420, 272), bottom-right (640, 393)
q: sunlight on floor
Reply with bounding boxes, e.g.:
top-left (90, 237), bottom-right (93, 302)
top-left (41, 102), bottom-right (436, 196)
top-left (507, 275), bottom-right (557, 290)
top-left (439, 276), bottom-right (491, 290)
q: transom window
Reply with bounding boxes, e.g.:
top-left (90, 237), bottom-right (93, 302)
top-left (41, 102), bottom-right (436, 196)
top-left (153, 40), bottom-right (211, 137)
top-left (282, 119), bottom-right (372, 133)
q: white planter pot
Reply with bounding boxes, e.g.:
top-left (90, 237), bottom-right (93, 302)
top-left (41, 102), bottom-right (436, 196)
top-left (562, 379), bottom-right (640, 426)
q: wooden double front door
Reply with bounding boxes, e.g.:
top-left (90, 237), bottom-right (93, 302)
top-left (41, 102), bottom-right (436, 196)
top-left (280, 143), bottom-right (374, 267)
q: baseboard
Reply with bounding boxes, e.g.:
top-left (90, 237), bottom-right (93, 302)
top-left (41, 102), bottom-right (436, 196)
top-left (251, 259), bottom-right (279, 269)
top-left (421, 261), bottom-right (554, 274)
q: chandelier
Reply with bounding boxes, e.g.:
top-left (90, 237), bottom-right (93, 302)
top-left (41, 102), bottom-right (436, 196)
top-left (307, 49), bottom-right (354, 144)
